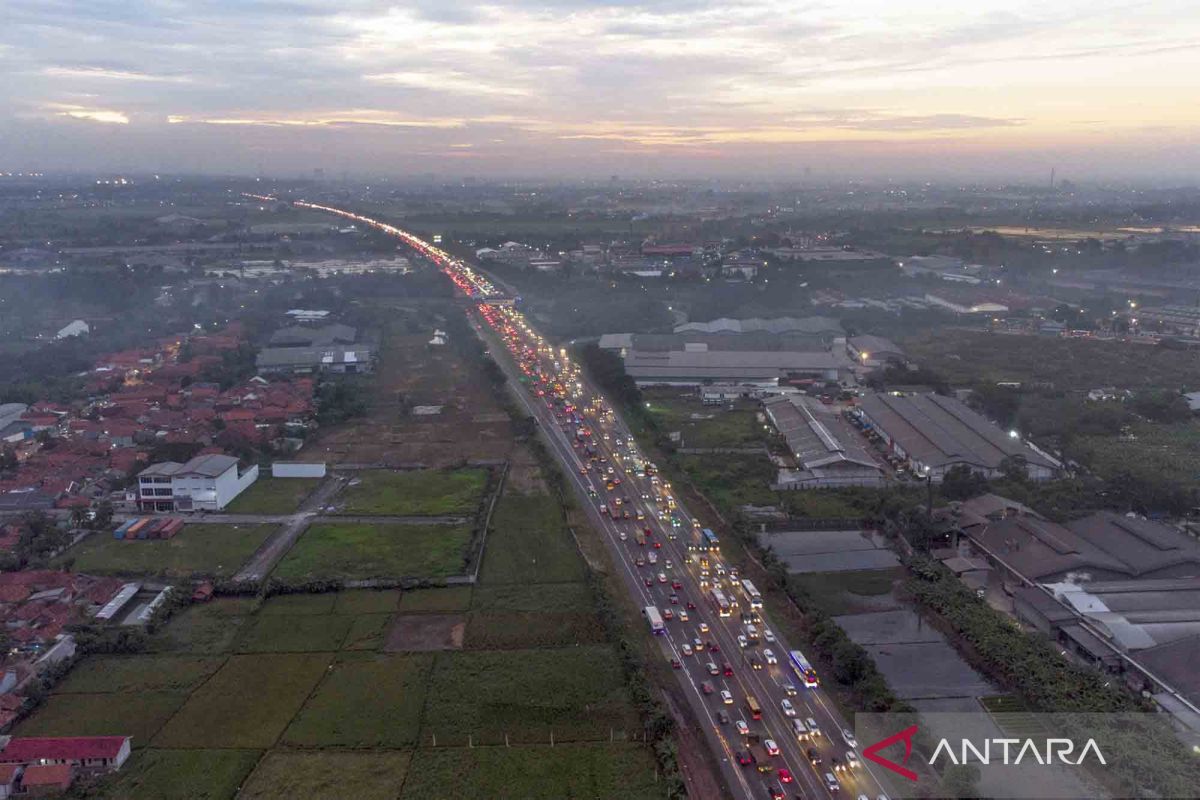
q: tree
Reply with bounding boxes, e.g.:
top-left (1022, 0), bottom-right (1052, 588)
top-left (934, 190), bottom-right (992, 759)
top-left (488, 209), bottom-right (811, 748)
top-left (941, 464), bottom-right (988, 501)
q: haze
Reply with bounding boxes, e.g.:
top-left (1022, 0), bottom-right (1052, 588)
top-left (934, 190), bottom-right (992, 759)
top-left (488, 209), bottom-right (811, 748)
top-left (3, 0), bottom-right (1200, 180)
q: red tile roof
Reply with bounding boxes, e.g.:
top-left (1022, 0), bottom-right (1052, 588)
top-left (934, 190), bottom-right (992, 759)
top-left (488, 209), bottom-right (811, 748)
top-left (21, 763), bottom-right (74, 787)
top-left (0, 736), bottom-right (129, 764)
top-left (0, 764), bottom-right (18, 784)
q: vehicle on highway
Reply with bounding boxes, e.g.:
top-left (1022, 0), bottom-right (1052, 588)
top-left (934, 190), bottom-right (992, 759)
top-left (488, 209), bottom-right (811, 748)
top-left (846, 751), bottom-right (861, 770)
top-left (781, 698), bottom-right (796, 717)
top-left (745, 653), bottom-right (763, 671)
top-left (669, 593), bottom-right (679, 604)
top-left (721, 690), bottom-right (733, 705)
top-left (644, 606), bottom-right (665, 635)
top-left (806, 717), bottom-right (821, 737)
top-left (657, 572), bottom-right (667, 583)
top-left (698, 621), bottom-right (709, 633)
top-left (778, 767), bottom-right (793, 784)
top-left (747, 695), bottom-right (763, 720)
top-left (737, 750), bottom-right (753, 766)
top-left (701, 681), bottom-right (714, 694)
top-left (662, 608), bottom-right (674, 621)
top-left (764, 648), bottom-right (778, 665)
top-left (670, 658), bottom-right (681, 669)
top-left (766, 786), bottom-right (784, 800)
top-left (807, 748), bottom-right (822, 765)
top-left (789, 649), bottom-right (821, 688)
top-left (634, 557), bottom-right (645, 567)
top-left (693, 637), bottom-right (704, 652)
top-left (717, 709), bottom-right (731, 725)
top-left (679, 610), bottom-right (689, 622)
top-left (738, 635), bottom-right (749, 649)
top-left (647, 551), bottom-right (658, 565)
top-left (736, 720), bottom-right (750, 736)
top-left (764, 739), bottom-right (780, 756)
top-left (723, 662), bottom-right (734, 676)
top-left (618, 531), bottom-right (627, 541)
top-left (841, 728), bottom-right (858, 748)
top-left (706, 662), bottom-right (719, 675)
top-left (824, 772), bottom-right (841, 792)
top-left (763, 627), bottom-right (776, 643)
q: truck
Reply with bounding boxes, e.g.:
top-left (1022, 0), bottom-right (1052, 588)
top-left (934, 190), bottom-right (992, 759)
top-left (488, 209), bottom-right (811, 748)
top-left (644, 606), bottom-right (665, 635)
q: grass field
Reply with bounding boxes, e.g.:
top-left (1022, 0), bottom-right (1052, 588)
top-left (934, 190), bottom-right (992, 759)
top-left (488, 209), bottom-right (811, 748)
top-left (470, 582), bottom-right (593, 613)
top-left (145, 598), bottom-right (256, 653)
top-left (464, 611), bottom-right (607, 650)
top-left (342, 613), bottom-right (394, 650)
top-left (398, 585), bottom-right (475, 612)
top-left (283, 653), bottom-right (433, 747)
top-left (644, 391), bottom-right (766, 449)
top-left (273, 522), bottom-right (474, 582)
top-left (333, 588), bottom-right (401, 614)
top-left (241, 750), bottom-right (411, 800)
top-left (224, 477), bottom-right (321, 514)
top-left (153, 653), bottom-right (330, 748)
top-left (400, 743), bottom-right (663, 799)
top-left (675, 453), bottom-right (778, 513)
top-left (14, 692), bottom-right (186, 745)
top-left (56, 524), bottom-right (276, 579)
top-left (337, 468), bottom-right (489, 516)
top-left (420, 646), bottom-right (638, 745)
top-left (479, 492), bottom-right (586, 585)
top-left (101, 749), bottom-right (263, 800)
top-left (54, 655), bottom-right (224, 694)
top-left (236, 614), bottom-right (355, 653)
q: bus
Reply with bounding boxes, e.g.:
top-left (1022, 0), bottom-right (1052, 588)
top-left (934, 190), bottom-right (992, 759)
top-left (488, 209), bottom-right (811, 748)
top-left (709, 587), bottom-right (732, 617)
top-left (644, 606), bottom-right (665, 635)
top-left (746, 695), bottom-right (763, 720)
top-left (701, 528), bottom-right (720, 552)
top-left (789, 649), bottom-right (820, 688)
top-left (741, 579), bottom-right (763, 610)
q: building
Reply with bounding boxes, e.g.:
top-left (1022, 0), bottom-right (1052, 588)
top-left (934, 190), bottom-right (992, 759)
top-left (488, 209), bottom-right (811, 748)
top-left (0, 736), bottom-right (130, 775)
top-left (599, 331), bottom-right (834, 356)
top-left (854, 392), bottom-right (1057, 481)
top-left (1133, 305), bottom-right (1200, 337)
top-left (267, 324), bottom-right (357, 348)
top-left (763, 396), bottom-right (884, 489)
top-left (846, 335), bottom-right (905, 368)
top-left (256, 345), bottom-right (373, 375)
top-left (21, 764), bottom-right (73, 795)
top-left (674, 316), bottom-right (845, 341)
top-left (54, 320), bottom-right (89, 340)
top-left (622, 350), bottom-right (847, 386)
top-left (137, 454), bottom-right (258, 512)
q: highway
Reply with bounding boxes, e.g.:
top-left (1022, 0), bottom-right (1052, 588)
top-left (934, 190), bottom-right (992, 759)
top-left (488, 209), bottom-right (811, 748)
top-left (288, 197), bottom-right (891, 800)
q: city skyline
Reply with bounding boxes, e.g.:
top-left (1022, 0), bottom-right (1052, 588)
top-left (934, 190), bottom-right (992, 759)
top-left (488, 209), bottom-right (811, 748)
top-left (3, 0), bottom-right (1199, 179)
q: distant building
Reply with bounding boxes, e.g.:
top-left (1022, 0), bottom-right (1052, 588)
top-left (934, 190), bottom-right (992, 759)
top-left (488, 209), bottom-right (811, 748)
top-left (763, 396), bottom-right (884, 489)
top-left (846, 335), bottom-right (904, 368)
top-left (853, 392), bottom-right (1057, 481)
top-left (0, 736), bottom-right (130, 775)
top-left (256, 345), bottom-right (373, 375)
top-left (54, 320), bottom-right (89, 340)
top-left (622, 350), bottom-right (846, 386)
top-left (137, 453), bottom-right (258, 512)
top-left (285, 309), bottom-right (331, 323)
top-left (674, 316), bottom-right (844, 341)
top-left (267, 324), bottom-right (357, 348)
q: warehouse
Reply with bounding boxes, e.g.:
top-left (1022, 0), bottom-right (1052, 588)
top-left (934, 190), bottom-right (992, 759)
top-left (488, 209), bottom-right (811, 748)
top-left (256, 345), bottom-right (374, 375)
top-left (853, 392), bottom-right (1056, 481)
top-left (622, 349), bottom-right (848, 386)
top-left (763, 395), bottom-right (884, 489)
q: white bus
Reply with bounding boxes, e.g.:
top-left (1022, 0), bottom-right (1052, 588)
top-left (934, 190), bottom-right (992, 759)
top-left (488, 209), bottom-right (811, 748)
top-left (789, 649), bottom-right (820, 688)
top-left (645, 606), bottom-right (666, 635)
top-left (741, 579), bottom-right (763, 610)
top-left (709, 587), bottom-right (732, 617)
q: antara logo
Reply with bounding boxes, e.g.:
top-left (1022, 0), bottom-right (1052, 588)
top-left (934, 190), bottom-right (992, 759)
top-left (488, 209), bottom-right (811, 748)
top-left (862, 724), bottom-right (1107, 782)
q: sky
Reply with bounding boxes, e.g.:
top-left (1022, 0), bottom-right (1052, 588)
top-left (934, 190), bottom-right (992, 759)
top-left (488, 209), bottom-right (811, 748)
top-left (2, 0), bottom-right (1199, 181)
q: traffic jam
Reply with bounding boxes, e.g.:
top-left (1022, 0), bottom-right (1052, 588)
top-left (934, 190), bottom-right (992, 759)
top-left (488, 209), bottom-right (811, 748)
top-left (284, 198), bottom-right (882, 800)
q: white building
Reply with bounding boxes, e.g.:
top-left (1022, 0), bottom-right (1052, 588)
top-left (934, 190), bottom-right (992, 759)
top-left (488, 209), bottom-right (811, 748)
top-left (137, 454), bottom-right (258, 512)
top-left (55, 320), bottom-right (90, 339)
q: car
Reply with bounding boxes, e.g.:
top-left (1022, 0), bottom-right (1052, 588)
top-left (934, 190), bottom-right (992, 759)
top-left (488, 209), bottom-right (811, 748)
top-left (717, 709), bottom-right (731, 725)
top-left (707, 641), bottom-right (719, 652)
top-left (723, 662), bottom-right (734, 676)
top-left (671, 580), bottom-right (683, 590)
top-left (641, 492), bottom-right (650, 500)
top-left (763, 628), bottom-right (776, 643)
top-left (721, 690), bottom-right (733, 705)
top-left (686, 601), bottom-right (697, 610)
top-left (693, 637), bottom-right (705, 652)
top-left (665, 560), bottom-right (673, 569)
top-left (782, 680), bottom-right (798, 697)
top-left (669, 594), bottom-right (679, 605)
top-left (738, 635), bottom-right (750, 649)
top-left (643, 578), bottom-right (652, 587)
top-left (679, 610), bottom-right (689, 622)
top-left (634, 557), bottom-right (645, 567)
top-left (736, 720), bottom-right (750, 736)
top-left (806, 718), bottom-right (821, 737)
top-left (741, 613), bottom-right (754, 625)
top-left (779, 768), bottom-right (793, 784)
top-left (698, 622), bottom-right (709, 634)
top-left (618, 530), bottom-right (627, 541)
top-left (681, 643), bottom-right (693, 657)
top-left (737, 750), bottom-right (754, 766)
top-left (707, 662), bottom-right (720, 675)
top-left (767, 787), bottom-right (784, 800)
top-left (824, 772), bottom-right (841, 792)
top-left (846, 752), bottom-right (861, 770)
top-left (657, 572), bottom-right (667, 583)
top-left (663, 608), bottom-right (675, 621)
top-left (701, 681), bottom-right (714, 694)
top-left (831, 757), bottom-right (844, 773)
top-left (764, 648), bottom-right (778, 665)
top-left (653, 540), bottom-right (662, 549)
top-left (807, 748), bottom-right (822, 765)
top-left (746, 654), bottom-right (763, 671)
top-left (670, 658), bottom-right (682, 669)
top-left (764, 739), bottom-right (780, 757)
top-left (781, 699), bottom-right (796, 717)
top-left (841, 728), bottom-right (858, 748)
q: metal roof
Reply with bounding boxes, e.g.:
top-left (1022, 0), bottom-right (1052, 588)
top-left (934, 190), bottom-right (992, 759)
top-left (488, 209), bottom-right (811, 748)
top-left (763, 395), bottom-right (881, 474)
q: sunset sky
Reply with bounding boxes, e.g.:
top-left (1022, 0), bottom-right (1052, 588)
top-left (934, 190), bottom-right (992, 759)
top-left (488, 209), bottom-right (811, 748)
top-left (4, 0), bottom-right (1199, 180)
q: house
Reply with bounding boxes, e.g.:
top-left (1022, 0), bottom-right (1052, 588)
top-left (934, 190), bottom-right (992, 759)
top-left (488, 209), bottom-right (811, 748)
top-left (0, 736), bottom-right (131, 774)
top-left (137, 454), bottom-right (258, 512)
top-left (846, 335), bottom-right (905, 368)
top-left (54, 321), bottom-right (89, 340)
top-left (21, 763), bottom-right (73, 795)
top-left (0, 764), bottom-right (20, 798)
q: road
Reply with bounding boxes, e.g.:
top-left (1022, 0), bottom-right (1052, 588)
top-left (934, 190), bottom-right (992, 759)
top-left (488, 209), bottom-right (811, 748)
top-left (291, 198), bottom-right (892, 800)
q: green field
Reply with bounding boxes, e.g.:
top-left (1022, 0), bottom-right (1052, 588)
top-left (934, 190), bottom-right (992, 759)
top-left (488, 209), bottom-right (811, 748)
top-left (337, 468), bottom-right (489, 516)
top-left (420, 646), bottom-right (638, 745)
top-left (241, 750), bottom-right (411, 800)
top-left (479, 492), bottom-right (586, 585)
top-left (54, 655), bottom-right (224, 694)
top-left (464, 611), bottom-right (607, 650)
top-left (14, 692), bottom-right (186, 745)
top-left (644, 391), bottom-right (766, 449)
top-left (101, 749), bottom-right (263, 800)
top-left (333, 588), bottom-right (401, 615)
top-left (153, 653), bottom-right (330, 748)
top-left (397, 585), bottom-right (475, 612)
top-left (273, 522), bottom-right (474, 582)
top-left (675, 453), bottom-right (778, 513)
top-left (236, 614), bottom-right (355, 653)
top-left (400, 743), bottom-right (663, 799)
top-left (224, 476), bottom-right (321, 514)
top-left (145, 598), bottom-right (256, 653)
top-left (283, 653), bottom-right (433, 747)
top-left (57, 524), bottom-right (276, 578)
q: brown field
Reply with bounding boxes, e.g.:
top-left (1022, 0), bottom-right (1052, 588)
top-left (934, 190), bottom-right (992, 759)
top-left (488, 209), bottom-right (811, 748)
top-left (304, 318), bottom-right (513, 467)
top-left (384, 612), bottom-right (467, 652)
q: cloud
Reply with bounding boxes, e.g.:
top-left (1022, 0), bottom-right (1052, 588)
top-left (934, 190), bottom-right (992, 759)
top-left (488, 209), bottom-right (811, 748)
top-left (46, 104), bottom-right (129, 124)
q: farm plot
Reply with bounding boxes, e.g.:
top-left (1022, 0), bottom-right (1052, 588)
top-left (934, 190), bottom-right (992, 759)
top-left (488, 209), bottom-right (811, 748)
top-left (223, 476), bottom-right (321, 514)
top-left (53, 655), bottom-right (224, 695)
top-left (336, 467), bottom-right (489, 516)
top-left (401, 742), bottom-right (663, 800)
top-left (273, 522), bottom-right (474, 582)
top-left (479, 492), bottom-right (586, 585)
top-left (101, 749), bottom-right (263, 800)
top-left (236, 614), bottom-right (354, 653)
top-left (153, 653), bottom-right (330, 748)
top-left (397, 585), bottom-right (474, 613)
top-left (419, 646), bottom-right (638, 745)
top-left (145, 597), bottom-right (256, 653)
top-left (283, 652), bottom-right (433, 747)
top-left (56, 524), bottom-right (276, 579)
top-left (13, 692), bottom-right (185, 746)
top-left (241, 750), bottom-right (411, 800)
